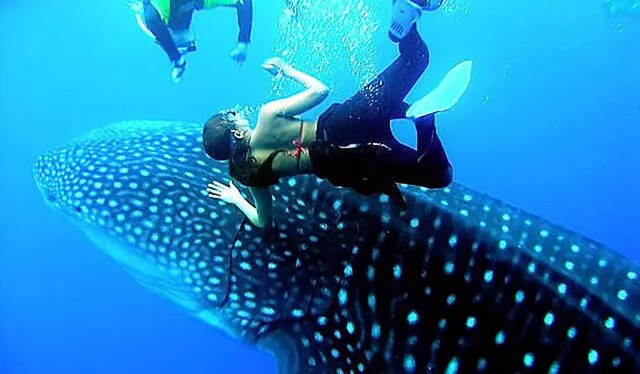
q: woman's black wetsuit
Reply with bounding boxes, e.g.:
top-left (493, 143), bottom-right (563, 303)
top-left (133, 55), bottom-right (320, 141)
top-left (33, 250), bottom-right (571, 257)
top-left (310, 25), bottom-right (453, 207)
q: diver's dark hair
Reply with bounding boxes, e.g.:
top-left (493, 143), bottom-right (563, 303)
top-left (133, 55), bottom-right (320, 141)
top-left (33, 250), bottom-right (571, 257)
top-left (202, 111), bottom-right (257, 183)
top-left (229, 135), bottom-right (257, 185)
top-left (202, 113), bottom-right (234, 161)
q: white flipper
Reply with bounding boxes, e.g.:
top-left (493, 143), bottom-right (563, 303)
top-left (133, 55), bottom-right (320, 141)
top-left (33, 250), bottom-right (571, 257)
top-left (391, 60), bottom-right (473, 150)
top-left (406, 60), bottom-right (473, 118)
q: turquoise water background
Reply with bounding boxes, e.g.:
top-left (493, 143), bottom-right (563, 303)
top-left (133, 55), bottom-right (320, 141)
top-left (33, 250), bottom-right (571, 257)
top-left (1, 1), bottom-right (638, 373)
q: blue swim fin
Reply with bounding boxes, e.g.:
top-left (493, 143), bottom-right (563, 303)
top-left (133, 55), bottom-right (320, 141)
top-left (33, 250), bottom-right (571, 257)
top-left (391, 59), bottom-right (473, 150)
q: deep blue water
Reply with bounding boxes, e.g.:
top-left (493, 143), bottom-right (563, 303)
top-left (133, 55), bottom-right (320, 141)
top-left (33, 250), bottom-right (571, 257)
top-left (1, 1), bottom-right (638, 373)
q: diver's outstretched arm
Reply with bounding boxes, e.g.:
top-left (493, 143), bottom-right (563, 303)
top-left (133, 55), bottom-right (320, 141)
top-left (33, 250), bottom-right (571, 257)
top-left (260, 57), bottom-right (329, 118)
top-left (247, 186), bottom-right (273, 229)
top-left (235, 0), bottom-right (253, 45)
top-left (207, 181), bottom-right (273, 229)
top-left (226, 0), bottom-right (252, 65)
top-left (202, 0), bottom-right (251, 42)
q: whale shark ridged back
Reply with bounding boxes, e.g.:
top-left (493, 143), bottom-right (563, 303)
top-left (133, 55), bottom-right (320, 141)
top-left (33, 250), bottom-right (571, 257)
top-left (33, 121), bottom-right (640, 374)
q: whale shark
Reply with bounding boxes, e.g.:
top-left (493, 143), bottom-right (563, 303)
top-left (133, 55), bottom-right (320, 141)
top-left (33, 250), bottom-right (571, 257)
top-left (33, 120), bottom-right (640, 374)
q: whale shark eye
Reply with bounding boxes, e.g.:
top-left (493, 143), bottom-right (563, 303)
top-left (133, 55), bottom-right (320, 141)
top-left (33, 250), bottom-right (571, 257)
top-left (75, 206), bottom-right (82, 214)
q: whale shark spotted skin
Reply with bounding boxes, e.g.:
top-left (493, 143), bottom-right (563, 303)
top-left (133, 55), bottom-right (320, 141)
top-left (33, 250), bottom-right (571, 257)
top-left (33, 121), bottom-right (640, 374)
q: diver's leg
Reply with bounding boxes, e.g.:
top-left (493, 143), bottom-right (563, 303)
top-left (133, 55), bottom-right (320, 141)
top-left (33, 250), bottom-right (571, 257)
top-left (167, 1), bottom-right (194, 30)
top-left (354, 25), bottom-right (428, 120)
top-left (320, 26), bottom-right (428, 145)
top-left (142, 0), bottom-right (186, 82)
top-left (142, 0), bottom-right (181, 63)
top-left (379, 127), bottom-right (453, 189)
top-left (413, 113), bottom-right (435, 159)
top-left (415, 128), bottom-right (453, 188)
top-left (166, 1), bottom-right (198, 54)
top-left (168, 27), bottom-right (197, 54)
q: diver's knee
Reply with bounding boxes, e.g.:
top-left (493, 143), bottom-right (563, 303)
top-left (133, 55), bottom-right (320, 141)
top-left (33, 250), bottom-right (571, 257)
top-left (414, 31), bottom-right (429, 67)
top-left (413, 41), bottom-right (429, 69)
top-left (430, 164), bottom-right (453, 189)
top-left (399, 27), bottom-right (429, 67)
top-left (441, 164), bottom-right (453, 186)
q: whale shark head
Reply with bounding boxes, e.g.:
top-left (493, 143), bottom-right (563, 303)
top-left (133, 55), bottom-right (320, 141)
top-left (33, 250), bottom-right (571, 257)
top-left (33, 121), bottom-right (245, 335)
top-left (34, 121), bottom-right (640, 374)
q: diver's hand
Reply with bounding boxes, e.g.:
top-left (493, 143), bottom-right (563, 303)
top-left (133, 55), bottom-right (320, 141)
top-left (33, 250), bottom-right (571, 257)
top-left (230, 42), bottom-right (248, 66)
top-left (207, 180), bottom-right (243, 205)
top-left (261, 57), bottom-right (292, 77)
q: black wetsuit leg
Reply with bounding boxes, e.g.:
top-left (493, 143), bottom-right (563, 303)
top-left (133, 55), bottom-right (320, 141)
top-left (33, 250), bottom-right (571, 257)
top-left (318, 25), bottom-right (428, 146)
top-left (167, 0), bottom-right (195, 30)
top-left (142, 0), bottom-right (181, 63)
top-left (316, 25), bottom-right (453, 189)
top-left (378, 114), bottom-right (453, 189)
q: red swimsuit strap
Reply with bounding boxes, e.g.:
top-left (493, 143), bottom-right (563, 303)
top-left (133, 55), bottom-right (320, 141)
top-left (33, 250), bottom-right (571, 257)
top-left (291, 118), bottom-right (307, 158)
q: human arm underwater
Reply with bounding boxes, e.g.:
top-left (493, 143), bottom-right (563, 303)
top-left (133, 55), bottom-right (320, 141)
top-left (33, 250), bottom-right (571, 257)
top-left (202, 0), bottom-right (252, 64)
top-left (260, 57), bottom-right (329, 117)
top-left (207, 180), bottom-right (273, 229)
top-left (235, 0), bottom-right (252, 45)
top-left (231, 0), bottom-right (253, 65)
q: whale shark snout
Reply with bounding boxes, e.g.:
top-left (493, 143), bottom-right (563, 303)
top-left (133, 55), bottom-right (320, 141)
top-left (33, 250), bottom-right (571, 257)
top-left (32, 121), bottom-right (246, 336)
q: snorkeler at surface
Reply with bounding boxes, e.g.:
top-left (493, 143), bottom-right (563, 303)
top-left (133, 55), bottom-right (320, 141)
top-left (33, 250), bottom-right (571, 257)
top-left (129, 0), bottom-right (252, 83)
top-left (202, 0), bottom-right (468, 229)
